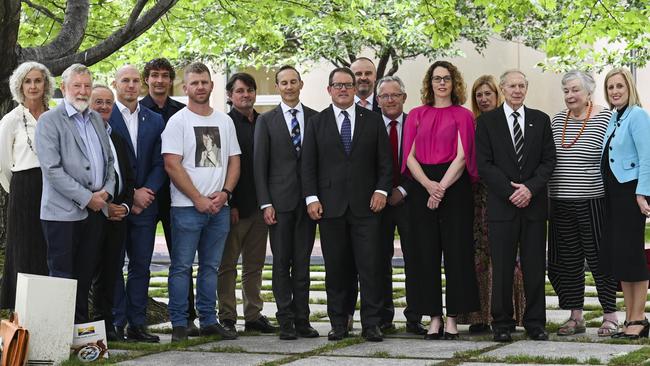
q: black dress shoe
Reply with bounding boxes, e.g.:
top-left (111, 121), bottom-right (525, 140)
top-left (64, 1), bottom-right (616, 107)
top-left (493, 328), bottom-right (512, 342)
top-left (279, 322), bottom-right (297, 340)
top-left (221, 319), bottom-right (237, 333)
top-left (380, 322), bottom-right (396, 332)
top-left (468, 323), bottom-right (491, 333)
top-left (171, 326), bottom-right (188, 342)
top-left (295, 321), bottom-right (319, 338)
top-left (126, 325), bottom-right (160, 343)
top-left (526, 327), bottom-right (549, 341)
top-left (424, 325), bottom-right (444, 340)
top-left (406, 321), bottom-right (427, 335)
top-left (187, 321), bottom-right (200, 337)
top-left (443, 332), bottom-right (459, 340)
top-left (362, 325), bottom-right (383, 342)
top-left (245, 315), bottom-right (278, 333)
top-left (115, 325), bottom-right (127, 341)
top-left (328, 326), bottom-right (349, 341)
top-left (201, 322), bottom-right (238, 340)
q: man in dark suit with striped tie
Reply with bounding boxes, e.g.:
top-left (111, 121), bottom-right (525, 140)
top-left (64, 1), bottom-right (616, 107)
top-left (476, 69), bottom-right (556, 343)
top-left (253, 65), bottom-right (319, 340)
top-left (301, 67), bottom-right (393, 342)
top-left (374, 75), bottom-right (426, 335)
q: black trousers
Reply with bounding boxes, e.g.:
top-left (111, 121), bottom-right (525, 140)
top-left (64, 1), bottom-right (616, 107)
top-left (490, 216), bottom-right (547, 330)
top-left (379, 201), bottom-right (421, 323)
top-left (42, 211), bottom-right (104, 324)
top-left (269, 205), bottom-right (316, 324)
top-left (159, 185), bottom-right (197, 321)
top-left (320, 209), bottom-right (382, 328)
top-left (92, 217), bottom-right (127, 330)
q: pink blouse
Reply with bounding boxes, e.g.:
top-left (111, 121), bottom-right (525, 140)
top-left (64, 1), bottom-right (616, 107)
top-left (401, 104), bottom-right (478, 183)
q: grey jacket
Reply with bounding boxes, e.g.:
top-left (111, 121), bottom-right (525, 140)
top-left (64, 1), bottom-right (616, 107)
top-left (35, 102), bottom-right (115, 221)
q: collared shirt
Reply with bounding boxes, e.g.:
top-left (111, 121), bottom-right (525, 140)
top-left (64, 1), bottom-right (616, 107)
top-left (228, 107), bottom-right (260, 218)
top-left (355, 93), bottom-right (375, 111)
top-left (382, 113), bottom-right (407, 197)
top-left (114, 100), bottom-right (140, 156)
top-left (102, 125), bottom-right (130, 218)
top-left (331, 104), bottom-right (357, 139)
top-left (280, 102), bottom-right (305, 143)
top-left (503, 102), bottom-right (526, 146)
top-left (140, 94), bottom-right (185, 123)
top-left (64, 100), bottom-right (104, 190)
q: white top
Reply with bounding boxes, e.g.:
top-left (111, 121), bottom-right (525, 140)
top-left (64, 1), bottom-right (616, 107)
top-left (161, 107), bottom-right (241, 207)
top-left (503, 103), bottom-right (526, 146)
top-left (114, 100), bottom-right (140, 157)
top-left (0, 105), bottom-right (41, 192)
top-left (280, 102), bottom-right (305, 143)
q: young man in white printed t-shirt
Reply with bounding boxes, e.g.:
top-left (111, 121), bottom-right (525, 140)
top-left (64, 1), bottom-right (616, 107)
top-left (161, 62), bottom-right (241, 342)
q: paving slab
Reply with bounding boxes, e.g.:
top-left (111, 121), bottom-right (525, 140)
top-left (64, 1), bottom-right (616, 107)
top-left (326, 338), bottom-right (497, 359)
top-left (116, 351), bottom-right (284, 365)
top-left (188, 334), bottom-right (331, 354)
top-left (460, 363), bottom-right (587, 366)
top-left (482, 340), bottom-right (643, 363)
top-left (285, 356), bottom-right (444, 365)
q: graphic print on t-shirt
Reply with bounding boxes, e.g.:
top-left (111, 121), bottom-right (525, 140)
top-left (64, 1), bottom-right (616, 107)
top-left (194, 126), bottom-right (221, 168)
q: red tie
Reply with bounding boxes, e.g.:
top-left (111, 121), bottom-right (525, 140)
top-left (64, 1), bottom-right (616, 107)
top-left (389, 120), bottom-right (399, 187)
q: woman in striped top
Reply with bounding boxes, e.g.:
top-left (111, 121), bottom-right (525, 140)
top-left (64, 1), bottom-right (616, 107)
top-left (548, 70), bottom-right (618, 336)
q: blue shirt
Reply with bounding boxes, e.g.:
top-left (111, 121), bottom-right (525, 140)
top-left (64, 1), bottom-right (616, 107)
top-left (64, 100), bottom-right (105, 191)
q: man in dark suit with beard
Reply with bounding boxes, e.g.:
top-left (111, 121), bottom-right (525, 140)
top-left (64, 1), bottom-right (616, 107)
top-left (476, 69), bottom-right (556, 343)
top-left (254, 65), bottom-right (319, 340)
top-left (301, 67), bottom-right (392, 342)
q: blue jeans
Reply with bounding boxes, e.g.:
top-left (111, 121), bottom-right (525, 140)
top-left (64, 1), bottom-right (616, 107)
top-left (168, 206), bottom-right (230, 327)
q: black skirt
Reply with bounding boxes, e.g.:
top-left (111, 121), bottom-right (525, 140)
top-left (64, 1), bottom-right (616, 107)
top-left (600, 149), bottom-right (649, 282)
top-left (0, 168), bottom-right (49, 309)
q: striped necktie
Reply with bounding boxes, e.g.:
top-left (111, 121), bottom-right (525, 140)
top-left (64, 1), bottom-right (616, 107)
top-left (512, 111), bottom-right (524, 169)
top-left (289, 109), bottom-right (301, 153)
top-left (341, 110), bottom-right (352, 155)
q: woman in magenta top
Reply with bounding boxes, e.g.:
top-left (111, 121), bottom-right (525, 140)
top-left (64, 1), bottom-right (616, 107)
top-left (402, 60), bottom-right (479, 340)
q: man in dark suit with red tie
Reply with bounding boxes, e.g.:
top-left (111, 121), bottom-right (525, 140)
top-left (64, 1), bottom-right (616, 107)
top-left (374, 75), bottom-right (426, 335)
top-left (253, 65), bottom-right (319, 340)
top-left (476, 69), bottom-right (556, 343)
top-left (301, 67), bottom-right (393, 342)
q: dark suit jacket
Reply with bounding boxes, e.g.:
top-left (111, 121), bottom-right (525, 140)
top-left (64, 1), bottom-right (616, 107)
top-left (475, 105), bottom-right (556, 221)
top-left (301, 105), bottom-right (393, 218)
top-left (110, 132), bottom-right (135, 208)
top-left (254, 104), bottom-right (317, 213)
top-left (108, 104), bottom-right (166, 215)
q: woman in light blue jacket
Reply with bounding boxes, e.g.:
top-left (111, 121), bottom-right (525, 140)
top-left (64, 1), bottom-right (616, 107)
top-left (600, 67), bottom-right (650, 339)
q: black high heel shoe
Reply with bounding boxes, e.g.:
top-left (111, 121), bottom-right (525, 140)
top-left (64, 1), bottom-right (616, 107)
top-left (424, 324), bottom-right (444, 340)
top-left (621, 319), bottom-right (649, 340)
top-left (443, 315), bottom-right (459, 340)
top-left (611, 320), bottom-right (629, 339)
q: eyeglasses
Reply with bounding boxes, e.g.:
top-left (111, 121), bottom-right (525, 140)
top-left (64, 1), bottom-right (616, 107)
top-left (377, 93), bottom-right (404, 101)
top-left (330, 82), bottom-right (355, 90)
top-left (432, 76), bottom-right (452, 84)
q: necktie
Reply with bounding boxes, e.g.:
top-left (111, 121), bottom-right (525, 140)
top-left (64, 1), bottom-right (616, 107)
top-left (341, 110), bottom-right (352, 155)
top-left (289, 109), bottom-right (301, 153)
top-left (389, 120), bottom-right (399, 186)
top-left (512, 111), bottom-right (524, 169)
top-left (358, 99), bottom-right (370, 110)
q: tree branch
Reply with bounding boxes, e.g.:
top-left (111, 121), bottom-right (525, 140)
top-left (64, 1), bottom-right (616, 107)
top-left (125, 0), bottom-right (148, 31)
top-left (21, 0), bottom-right (63, 23)
top-left (386, 48), bottom-right (399, 76)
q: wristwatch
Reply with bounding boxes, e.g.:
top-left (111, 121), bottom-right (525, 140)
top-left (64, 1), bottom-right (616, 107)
top-left (221, 188), bottom-right (233, 202)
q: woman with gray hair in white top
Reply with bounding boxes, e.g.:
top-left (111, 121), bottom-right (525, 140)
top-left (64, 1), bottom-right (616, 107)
top-left (547, 70), bottom-right (618, 337)
top-left (0, 61), bottom-right (55, 309)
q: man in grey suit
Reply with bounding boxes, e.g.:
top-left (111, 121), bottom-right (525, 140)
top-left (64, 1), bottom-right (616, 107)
top-left (254, 66), bottom-right (319, 340)
top-left (35, 63), bottom-right (115, 324)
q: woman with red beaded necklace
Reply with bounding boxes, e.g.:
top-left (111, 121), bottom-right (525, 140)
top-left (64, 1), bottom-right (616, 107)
top-left (547, 70), bottom-right (618, 337)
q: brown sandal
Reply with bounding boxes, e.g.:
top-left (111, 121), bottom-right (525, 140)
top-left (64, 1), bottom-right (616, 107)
top-left (557, 318), bottom-right (586, 336)
top-left (598, 319), bottom-right (619, 337)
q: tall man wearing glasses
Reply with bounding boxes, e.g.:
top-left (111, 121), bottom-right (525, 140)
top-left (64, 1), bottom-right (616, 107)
top-left (374, 76), bottom-right (427, 335)
top-left (302, 67), bottom-right (392, 342)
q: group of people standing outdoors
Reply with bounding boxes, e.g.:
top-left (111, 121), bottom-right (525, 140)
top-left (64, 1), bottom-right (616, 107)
top-left (0, 55), bottom-right (648, 345)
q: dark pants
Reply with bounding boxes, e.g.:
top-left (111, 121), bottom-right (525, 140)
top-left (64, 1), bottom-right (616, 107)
top-left (92, 217), bottom-right (127, 330)
top-left (320, 209), bottom-right (382, 328)
top-left (269, 205), bottom-right (316, 324)
top-left (379, 201), bottom-right (421, 323)
top-left (42, 211), bottom-right (104, 324)
top-left (113, 213), bottom-right (157, 327)
top-left (490, 216), bottom-right (547, 331)
top-left (158, 186), bottom-right (197, 321)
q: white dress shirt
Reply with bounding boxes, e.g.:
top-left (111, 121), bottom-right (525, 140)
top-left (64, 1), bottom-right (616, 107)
top-left (382, 113), bottom-right (406, 197)
top-left (115, 100), bottom-right (140, 156)
top-left (503, 102), bottom-right (526, 147)
top-left (355, 93), bottom-right (375, 111)
top-left (280, 102), bottom-right (305, 143)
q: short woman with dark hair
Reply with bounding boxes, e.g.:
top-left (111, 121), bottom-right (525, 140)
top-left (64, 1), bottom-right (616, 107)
top-left (0, 61), bottom-right (55, 308)
top-left (402, 61), bottom-right (479, 339)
